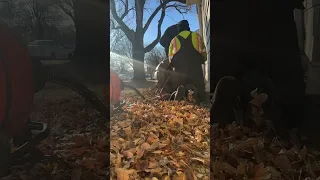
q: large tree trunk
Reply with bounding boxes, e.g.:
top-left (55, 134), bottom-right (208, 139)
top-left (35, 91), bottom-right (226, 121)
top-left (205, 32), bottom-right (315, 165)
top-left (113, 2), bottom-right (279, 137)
top-left (36, 22), bottom-right (44, 40)
top-left (132, 44), bottom-right (145, 81)
top-left (131, 0), bottom-right (146, 82)
top-left (74, 0), bottom-right (108, 64)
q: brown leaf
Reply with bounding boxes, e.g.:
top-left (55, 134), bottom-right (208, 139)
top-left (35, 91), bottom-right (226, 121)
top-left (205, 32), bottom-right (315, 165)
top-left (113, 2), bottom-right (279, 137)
top-left (237, 162), bottom-right (246, 175)
top-left (174, 118), bottom-right (184, 126)
top-left (141, 142), bottom-right (151, 151)
top-left (169, 160), bottom-right (181, 168)
top-left (96, 152), bottom-right (109, 164)
top-left (124, 125), bottom-right (132, 137)
top-left (232, 138), bottom-right (260, 153)
top-left (274, 155), bottom-right (291, 171)
top-left (190, 158), bottom-right (209, 166)
top-left (135, 160), bottom-right (149, 171)
top-left (83, 159), bottom-right (96, 169)
top-left (74, 136), bottom-right (90, 147)
top-left (71, 166), bottom-right (82, 180)
top-left (149, 141), bottom-right (160, 150)
top-left (254, 163), bottom-right (264, 180)
top-left (71, 147), bottom-right (87, 157)
top-left (136, 147), bottom-right (145, 159)
top-left (250, 91), bottom-right (268, 107)
top-left (218, 173), bottom-right (226, 180)
top-left (148, 161), bottom-right (159, 169)
top-left (184, 167), bottom-right (197, 180)
top-left (116, 152), bottom-right (122, 168)
top-left (175, 171), bottom-right (188, 180)
top-left (222, 163), bottom-right (237, 175)
top-left (115, 168), bottom-right (136, 180)
top-left (95, 138), bottom-right (108, 149)
top-left (264, 166), bottom-right (281, 180)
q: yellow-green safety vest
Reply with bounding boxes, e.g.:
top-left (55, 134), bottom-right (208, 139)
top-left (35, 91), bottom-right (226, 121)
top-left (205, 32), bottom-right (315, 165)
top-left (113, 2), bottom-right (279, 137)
top-left (168, 30), bottom-right (207, 62)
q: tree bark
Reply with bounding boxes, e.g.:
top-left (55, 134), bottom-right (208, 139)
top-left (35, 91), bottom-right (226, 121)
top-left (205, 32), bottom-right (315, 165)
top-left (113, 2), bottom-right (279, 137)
top-left (74, 0), bottom-right (108, 64)
top-left (132, 44), bottom-right (145, 81)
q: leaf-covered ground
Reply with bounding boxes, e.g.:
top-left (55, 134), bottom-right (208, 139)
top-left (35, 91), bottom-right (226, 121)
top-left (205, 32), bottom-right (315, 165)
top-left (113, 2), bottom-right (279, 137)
top-left (3, 83), bottom-right (320, 180)
top-left (211, 91), bottom-right (320, 180)
top-left (110, 90), bottom-right (210, 180)
top-left (1, 84), bottom-right (210, 180)
top-left (2, 84), bottom-right (109, 180)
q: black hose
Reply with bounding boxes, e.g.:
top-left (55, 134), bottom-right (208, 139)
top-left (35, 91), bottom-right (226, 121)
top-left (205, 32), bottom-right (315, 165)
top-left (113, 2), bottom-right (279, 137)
top-left (46, 73), bottom-right (109, 121)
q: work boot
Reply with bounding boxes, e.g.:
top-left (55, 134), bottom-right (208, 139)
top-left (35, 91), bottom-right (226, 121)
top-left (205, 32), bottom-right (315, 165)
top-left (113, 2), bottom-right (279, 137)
top-left (174, 85), bottom-right (186, 101)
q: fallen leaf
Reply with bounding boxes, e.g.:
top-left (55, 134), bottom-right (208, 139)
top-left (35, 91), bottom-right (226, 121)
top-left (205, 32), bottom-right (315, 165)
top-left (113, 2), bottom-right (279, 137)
top-left (264, 166), bottom-right (281, 180)
top-left (141, 142), bottom-right (151, 151)
top-left (237, 162), bottom-right (246, 175)
top-left (175, 171), bottom-right (187, 180)
top-left (96, 152), bottom-right (109, 164)
top-left (71, 166), bottom-right (82, 180)
top-left (254, 163), bottom-right (264, 180)
top-left (116, 152), bottom-right (122, 168)
top-left (71, 147), bottom-right (87, 157)
top-left (116, 168), bottom-right (136, 180)
top-left (124, 126), bottom-right (132, 137)
top-left (83, 159), bottom-right (96, 169)
top-left (274, 155), bottom-right (291, 171)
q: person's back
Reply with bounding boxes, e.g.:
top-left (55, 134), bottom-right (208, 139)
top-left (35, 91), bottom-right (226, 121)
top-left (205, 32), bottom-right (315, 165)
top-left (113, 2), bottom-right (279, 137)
top-left (168, 30), bottom-right (207, 103)
top-left (160, 20), bottom-right (190, 57)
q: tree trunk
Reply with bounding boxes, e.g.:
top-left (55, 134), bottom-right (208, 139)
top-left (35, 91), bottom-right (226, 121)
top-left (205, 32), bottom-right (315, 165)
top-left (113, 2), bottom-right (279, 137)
top-left (132, 44), bottom-right (145, 81)
top-left (74, 0), bottom-right (108, 64)
top-left (36, 22), bottom-right (44, 39)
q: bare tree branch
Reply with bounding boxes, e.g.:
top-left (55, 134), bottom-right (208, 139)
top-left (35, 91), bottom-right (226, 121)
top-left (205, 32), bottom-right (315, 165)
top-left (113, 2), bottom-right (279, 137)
top-left (143, 0), bottom-right (187, 34)
top-left (110, 19), bottom-right (121, 29)
top-left (144, 2), bottom-right (166, 53)
top-left (53, 0), bottom-right (75, 23)
top-left (110, 0), bottom-right (134, 41)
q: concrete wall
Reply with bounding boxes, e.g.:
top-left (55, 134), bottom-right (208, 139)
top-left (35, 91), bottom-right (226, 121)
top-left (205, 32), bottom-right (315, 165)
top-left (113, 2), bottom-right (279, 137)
top-left (201, 0), bottom-right (210, 85)
top-left (303, 0), bottom-right (320, 64)
top-left (186, 0), bottom-right (210, 91)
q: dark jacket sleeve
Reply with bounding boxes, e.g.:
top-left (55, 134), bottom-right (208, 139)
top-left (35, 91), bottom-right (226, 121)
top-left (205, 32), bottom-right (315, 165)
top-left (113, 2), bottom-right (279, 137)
top-left (160, 25), bottom-right (176, 48)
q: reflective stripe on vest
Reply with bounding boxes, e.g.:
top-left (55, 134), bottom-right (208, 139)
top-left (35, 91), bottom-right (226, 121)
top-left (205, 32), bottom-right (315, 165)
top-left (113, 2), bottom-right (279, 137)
top-left (168, 31), bottom-right (206, 62)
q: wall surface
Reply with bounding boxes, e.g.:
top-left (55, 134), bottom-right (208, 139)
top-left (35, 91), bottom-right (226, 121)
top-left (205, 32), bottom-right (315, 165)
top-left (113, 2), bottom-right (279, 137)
top-left (304, 0), bottom-right (320, 63)
top-left (201, 0), bottom-right (210, 86)
top-left (186, 0), bottom-right (210, 91)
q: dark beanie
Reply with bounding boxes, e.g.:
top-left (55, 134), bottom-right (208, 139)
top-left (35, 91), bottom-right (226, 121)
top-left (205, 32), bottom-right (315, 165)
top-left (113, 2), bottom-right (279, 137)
top-left (178, 20), bottom-right (189, 27)
top-left (178, 20), bottom-right (190, 31)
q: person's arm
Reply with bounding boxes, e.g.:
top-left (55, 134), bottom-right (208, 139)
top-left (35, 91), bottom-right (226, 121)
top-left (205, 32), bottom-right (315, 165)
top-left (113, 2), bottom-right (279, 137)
top-left (160, 29), bottom-right (171, 47)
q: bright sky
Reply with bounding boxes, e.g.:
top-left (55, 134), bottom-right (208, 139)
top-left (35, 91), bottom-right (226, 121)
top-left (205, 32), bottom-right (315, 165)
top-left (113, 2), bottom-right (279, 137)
top-left (115, 0), bottom-right (199, 48)
top-left (143, 1), bottom-right (199, 46)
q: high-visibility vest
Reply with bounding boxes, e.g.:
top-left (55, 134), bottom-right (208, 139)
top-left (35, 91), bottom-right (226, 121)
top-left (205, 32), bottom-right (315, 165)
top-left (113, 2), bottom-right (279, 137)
top-left (168, 30), bottom-right (207, 62)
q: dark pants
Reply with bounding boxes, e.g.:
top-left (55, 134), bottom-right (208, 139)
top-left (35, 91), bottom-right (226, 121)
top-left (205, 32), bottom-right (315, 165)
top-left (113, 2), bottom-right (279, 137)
top-left (170, 58), bottom-right (206, 103)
